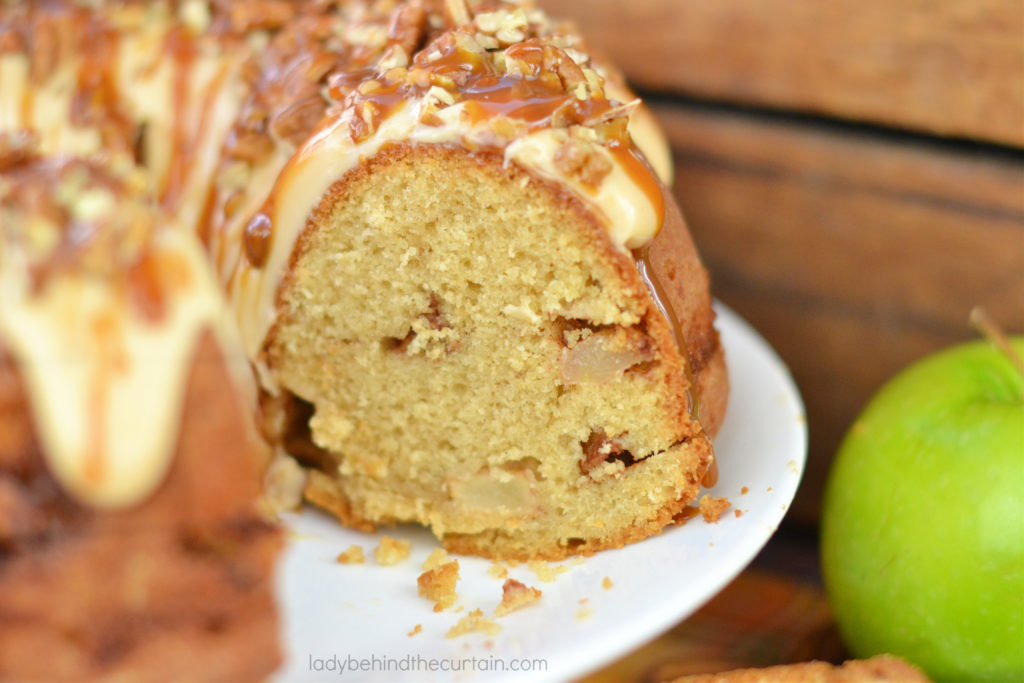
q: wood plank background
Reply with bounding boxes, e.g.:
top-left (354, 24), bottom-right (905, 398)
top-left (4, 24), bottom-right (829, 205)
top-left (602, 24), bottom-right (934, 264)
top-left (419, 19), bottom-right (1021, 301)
top-left (660, 104), bottom-right (1024, 523)
top-left (541, 0), bottom-right (1024, 147)
top-left (541, 0), bottom-right (1024, 526)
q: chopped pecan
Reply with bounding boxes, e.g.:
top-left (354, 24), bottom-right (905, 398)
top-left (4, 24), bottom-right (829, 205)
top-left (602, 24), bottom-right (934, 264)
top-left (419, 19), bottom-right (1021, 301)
top-left (0, 131), bottom-right (39, 172)
top-left (226, 129), bottom-right (274, 163)
top-left (270, 95), bottom-right (326, 146)
top-left (229, 1), bottom-right (293, 32)
top-left (443, 0), bottom-right (473, 27)
top-left (387, 2), bottom-right (427, 57)
top-left (580, 429), bottom-right (634, 474)
top-left (29, 19), bottom-right (58, 83)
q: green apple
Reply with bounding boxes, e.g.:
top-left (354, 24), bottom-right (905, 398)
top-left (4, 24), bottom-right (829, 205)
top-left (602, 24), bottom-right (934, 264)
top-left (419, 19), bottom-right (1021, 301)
top-left (821, 336), bottom-right (1024, 682)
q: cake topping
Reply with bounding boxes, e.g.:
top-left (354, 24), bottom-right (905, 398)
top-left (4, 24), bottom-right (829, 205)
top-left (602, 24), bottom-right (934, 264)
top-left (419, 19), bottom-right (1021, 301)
top-left (0, 154), bottom-right (238, 508)
top-left (212, 1), bottom-right (667, 363)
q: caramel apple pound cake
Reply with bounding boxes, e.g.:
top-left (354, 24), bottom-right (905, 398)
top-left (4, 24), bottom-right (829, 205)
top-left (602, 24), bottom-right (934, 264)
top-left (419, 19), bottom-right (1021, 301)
top-left (221, 2), bottom-right (729, 559)
top-left (1, 0), bottom-right (726, 562)
top-left (0, 151), bottom-right (281, 681)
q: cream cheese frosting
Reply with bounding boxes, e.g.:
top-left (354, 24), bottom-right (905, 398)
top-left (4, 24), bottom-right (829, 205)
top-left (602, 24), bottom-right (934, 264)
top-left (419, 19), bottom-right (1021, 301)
top-left (0, 159), bottom-right (243, 508)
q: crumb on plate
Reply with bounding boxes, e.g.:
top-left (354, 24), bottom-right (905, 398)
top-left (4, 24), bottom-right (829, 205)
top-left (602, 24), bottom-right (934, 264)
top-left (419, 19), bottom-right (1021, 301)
top-left (699, 495), bottom-right (731, 523)
top-left (447, 609), bottom-right (502, 638)
top-left (418, 560), bottom-right (460, 611)
top-left (494, 579), bottom-right (541, 617)
top-left (336, 545), bottom-right (365, 564)
top-left (375, 536), bottom-right (412, 565)
top-left (528, 560), bottom-right (567, 583)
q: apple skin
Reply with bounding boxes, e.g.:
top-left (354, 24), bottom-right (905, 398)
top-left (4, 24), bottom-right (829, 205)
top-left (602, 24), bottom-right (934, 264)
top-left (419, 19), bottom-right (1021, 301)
top-left (821, 338), bottom-right (1024, 682)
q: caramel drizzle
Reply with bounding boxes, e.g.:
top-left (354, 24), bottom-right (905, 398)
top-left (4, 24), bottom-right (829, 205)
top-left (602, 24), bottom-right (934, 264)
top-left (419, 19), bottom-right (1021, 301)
top-left (84, 310), bottom-right (121, 486)
top-left (608, 142), bottom-right (664, 227)
top-left (160, 25), bottom-right (199, 209)
top-left (632, 249), bottom-right (718, 487)
top-left (1, 156), bottom-right (171, 321)
top-left (633, 243), bottom-right (717, 488)
top-left (331, 36), bottom-right (634, 145)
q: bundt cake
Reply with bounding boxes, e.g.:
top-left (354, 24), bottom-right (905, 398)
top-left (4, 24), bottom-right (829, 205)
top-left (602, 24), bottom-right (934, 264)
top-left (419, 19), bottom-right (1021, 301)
top-left (1, 0), bottom-right (727, 563)
top-left (217, 0), bottom-right (729, 559)
top-left (0, 148), bottom-right (280, 679)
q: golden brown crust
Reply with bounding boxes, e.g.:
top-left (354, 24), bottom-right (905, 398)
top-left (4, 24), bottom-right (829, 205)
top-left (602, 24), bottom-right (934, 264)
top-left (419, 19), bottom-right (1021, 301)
top-left (647, 183), bottom-right (729, 436)
top-left (302, 469), bottom-right (379, 533)
top-left (0, 333), bottom-right (281, 682)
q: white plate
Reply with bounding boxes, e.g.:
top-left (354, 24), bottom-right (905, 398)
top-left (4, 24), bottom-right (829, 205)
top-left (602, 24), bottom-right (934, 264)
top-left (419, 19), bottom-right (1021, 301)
top-left (274, 303), bottom-right (807, 683)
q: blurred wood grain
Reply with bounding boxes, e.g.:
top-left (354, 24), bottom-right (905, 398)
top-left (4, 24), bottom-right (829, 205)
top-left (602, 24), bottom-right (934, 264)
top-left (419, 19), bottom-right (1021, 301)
top-left (656, 104), bottom-right (1024, 525)
top-left (578, 567), bottom-right (844, 682)
top-left (540, 0), bottom-right (1024, 147)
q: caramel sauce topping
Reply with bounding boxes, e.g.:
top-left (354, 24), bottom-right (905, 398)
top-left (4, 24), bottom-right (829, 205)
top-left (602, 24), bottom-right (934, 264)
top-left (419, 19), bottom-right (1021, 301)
top-left (244, 211), bottom-right (274, 267)
top-left (329, 34), bottom-right (634, 146)
top-left (701, 457), bottom-right (719, 488)
top-left (609, 142), bottom-right (665, 228)
top-left (0, 155), bottom-right (174, 324)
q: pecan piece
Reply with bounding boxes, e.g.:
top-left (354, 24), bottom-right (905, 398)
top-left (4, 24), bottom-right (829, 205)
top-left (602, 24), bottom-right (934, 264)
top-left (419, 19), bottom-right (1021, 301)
top-left (387, 2), bottom-right (427, 57)
top-left (579, 429), bottom-right (634, 474)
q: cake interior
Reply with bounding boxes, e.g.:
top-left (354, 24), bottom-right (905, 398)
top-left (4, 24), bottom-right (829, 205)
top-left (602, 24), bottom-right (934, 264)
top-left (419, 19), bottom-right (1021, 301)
top-left (268, 145), bottom-right (710, 558)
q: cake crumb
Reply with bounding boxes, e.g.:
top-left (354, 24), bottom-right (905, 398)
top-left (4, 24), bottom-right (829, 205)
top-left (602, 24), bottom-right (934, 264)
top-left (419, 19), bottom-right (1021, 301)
top-left (571, 556), bottom-right (587, 566)
top-left (494, 579), bottom-right (542, 617)
top-left (422, 548), bottom-right (450, 571)
top-left (741, 486), bottom-right (749, 495)
top-left (578, 598), bottom-right (589, 605)
top-left (699, 495), bottom-right (731, 523)
top-left (601, 576), bottom-right (613, 590)
top-left (336, 545), bottom-right (365, 564)
top-left (418, 561), bottom-right (460, 611)
top-left (261, 452), bottom-right (308, 515)
top-left (375, 536), bottom-right (411, 565)
top-left (407, 624), bottom-right (422, 637)
top-left (528, 560), bottom-right (568, 583)
top-left (734, 509), bottom-right (744, 518)
top-left (447, 609), bottom-right (502, 638)
top-left (576, 607), bottom-right (593, 621)
top-left (487, 562), bottom-right (509, 580)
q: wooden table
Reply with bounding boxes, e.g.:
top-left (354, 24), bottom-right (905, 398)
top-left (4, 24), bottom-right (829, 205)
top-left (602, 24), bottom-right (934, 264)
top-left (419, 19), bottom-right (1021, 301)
top-left (580, 532), bottom-right (845, 681)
